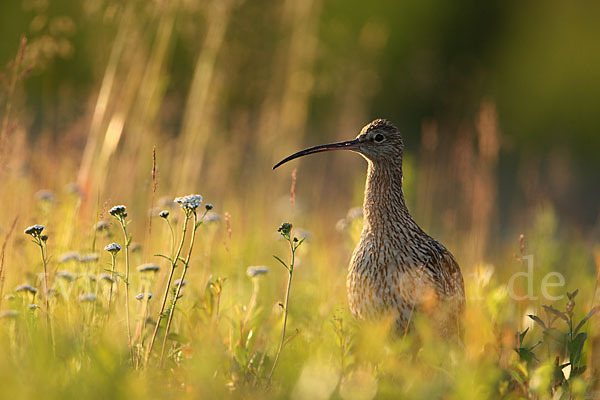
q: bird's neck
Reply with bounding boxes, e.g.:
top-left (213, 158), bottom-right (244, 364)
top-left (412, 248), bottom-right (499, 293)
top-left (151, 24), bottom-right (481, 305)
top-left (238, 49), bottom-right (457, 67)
top-left (362, 160), bottom-right (418, 235)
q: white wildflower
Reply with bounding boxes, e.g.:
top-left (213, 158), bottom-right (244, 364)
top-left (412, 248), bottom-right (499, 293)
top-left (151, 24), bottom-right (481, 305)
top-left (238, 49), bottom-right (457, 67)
top-left (104, 243), bottom-right (122, 254)
top-left (137, 263), bottom-right (160, 273)
top-left (24, 224), bottom-right (44, 236)
top-left (56, 271), bottom-right (76, 281)
top-left (58, 251), bottom-right (80, 263)
top-left (79, 253), bottom-right (99, 263)
top-left (79, 294), bottom-right (97, 302)
top-left (108, 205), bottom-right (127, 218)
top-left (15, 284), bottom-right (37, 294)
top-left (98, 273), bottom-right (115, 283)
top-left (174, 194), bottom-right (203, 212)
top-left (246, 266), bottom-right (270, 278)
top-left (35, 190), bottom-right (54, 202)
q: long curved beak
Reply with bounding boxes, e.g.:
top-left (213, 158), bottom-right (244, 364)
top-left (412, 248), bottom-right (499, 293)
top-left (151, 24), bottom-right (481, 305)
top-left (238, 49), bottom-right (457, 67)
top-left (273, 138), bottom-right (360, 170)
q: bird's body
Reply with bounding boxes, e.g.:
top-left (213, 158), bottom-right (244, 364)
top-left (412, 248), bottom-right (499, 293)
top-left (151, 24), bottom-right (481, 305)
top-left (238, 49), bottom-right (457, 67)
top-left (274, 119), bottom-right (465, 338)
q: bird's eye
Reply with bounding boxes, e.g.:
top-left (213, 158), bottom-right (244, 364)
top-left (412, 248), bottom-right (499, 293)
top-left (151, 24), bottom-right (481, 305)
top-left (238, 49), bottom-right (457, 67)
top-left (374, 134), bottom-right (384, 143)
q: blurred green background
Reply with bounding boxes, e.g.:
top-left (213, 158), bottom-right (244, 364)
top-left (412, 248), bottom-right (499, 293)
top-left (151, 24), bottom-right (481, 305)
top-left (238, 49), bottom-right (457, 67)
top-left (1, 0), bottom-right (599, 233)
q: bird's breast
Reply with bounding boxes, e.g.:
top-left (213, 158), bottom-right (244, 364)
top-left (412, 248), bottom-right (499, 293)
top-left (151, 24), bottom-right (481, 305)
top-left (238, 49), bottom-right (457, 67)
top-left (346, 231), bottom-right (420, 325)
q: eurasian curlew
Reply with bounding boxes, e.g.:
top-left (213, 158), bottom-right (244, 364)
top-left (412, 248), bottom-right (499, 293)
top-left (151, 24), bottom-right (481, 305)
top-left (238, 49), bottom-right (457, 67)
top-left (273, 119), bottom-right (465, 338)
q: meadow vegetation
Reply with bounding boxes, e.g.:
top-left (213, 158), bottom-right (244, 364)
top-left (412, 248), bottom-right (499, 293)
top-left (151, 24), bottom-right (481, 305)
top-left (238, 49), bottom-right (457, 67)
top-left (0, 1), bottom-right (599, 399)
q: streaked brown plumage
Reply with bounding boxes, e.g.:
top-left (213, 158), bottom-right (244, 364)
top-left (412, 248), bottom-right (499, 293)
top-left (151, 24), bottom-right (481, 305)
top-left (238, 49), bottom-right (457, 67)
top-left (274, 119), bottom-right (465, 338)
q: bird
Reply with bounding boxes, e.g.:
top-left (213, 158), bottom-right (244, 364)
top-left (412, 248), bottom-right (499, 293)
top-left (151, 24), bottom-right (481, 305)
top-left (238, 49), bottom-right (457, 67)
top-left (273, 119), bottom-right (465, 339)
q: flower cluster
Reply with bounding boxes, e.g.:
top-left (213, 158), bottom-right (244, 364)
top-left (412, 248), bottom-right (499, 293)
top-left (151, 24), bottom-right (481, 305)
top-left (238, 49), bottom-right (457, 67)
top-left (277, 222), bottom-right (292, 240)
top-left (56, 271), bottom-right (75, 281)
top-left (109, 205), bottom-right (127, 219)
top-left (174, 194), bottom-right (203, 212)
top-left (79, 294), bottom-right (97, 302)
top-left (98, 273), bottom-right (115, 283)
top-left (24, 224), bottom-right (45, 237)
top-left (158, 210), bottom-right (169, 219)
top-left (96, 221), bottom-right (110, 231)
top-left (135, 293), bottom-right (153, 301)
top-left (246, 266), bottom-right (270, 278)
top-left (58, 251), bottom-right (80, 263)
top-left (35, 190), bottom-right (55, 202)
top-left (79, 253), bottom-right (99, 263)
top-left (137, 263), bottom-right (160, 273)
top-left (15, 284), bottom-right (38, 295)
top-left (104, 243), bottom-right (122, 254)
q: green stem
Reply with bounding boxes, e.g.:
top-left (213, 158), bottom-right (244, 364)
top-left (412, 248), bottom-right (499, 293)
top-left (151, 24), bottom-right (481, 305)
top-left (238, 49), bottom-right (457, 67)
top-left (159, 211), bottom-right (199, 366)
top-left (166, 218), bottom-right (175, 261)
top-left (39, 240), bottom-right (53, 345)
top-left (119, 219), bottom-right (134, 365)
top-left (146, 213), bottom-right (191, 364)
top-left (107, 253), bottom-right (116, 319)
top-left (267, 238), bottom-right (295, 384)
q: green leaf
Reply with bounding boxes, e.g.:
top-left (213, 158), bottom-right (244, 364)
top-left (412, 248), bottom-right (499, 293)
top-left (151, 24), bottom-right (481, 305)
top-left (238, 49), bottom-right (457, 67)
top-left (273, 255), bottom-right (289, 271)
top-left (234, 344), bottom-right (248, 367)
top-left (567, 332), bottom-right (587, 366)
top-left (574, 306), bottom-right (600, 335)
top-left (542, 305), bottom-right (569, 323)
top-left (519, 327), bottom-right (529, 344)
top-left (294, 237), bottom-right (306, 250)
top-left (154, 253), bottom-right (173, 262)
top-left (528, 314), bottom-right (546, 329)
top-left (530, 340), bottom-right (543, 350)
top-left (515, 348), bottom-right (539, 363)
top-left (543, 327), bottom-right (566, 344)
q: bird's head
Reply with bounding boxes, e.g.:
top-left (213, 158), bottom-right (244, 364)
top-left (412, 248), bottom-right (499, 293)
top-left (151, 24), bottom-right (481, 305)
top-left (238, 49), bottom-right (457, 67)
top-left (273, 119), bottom-right (404, 169)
